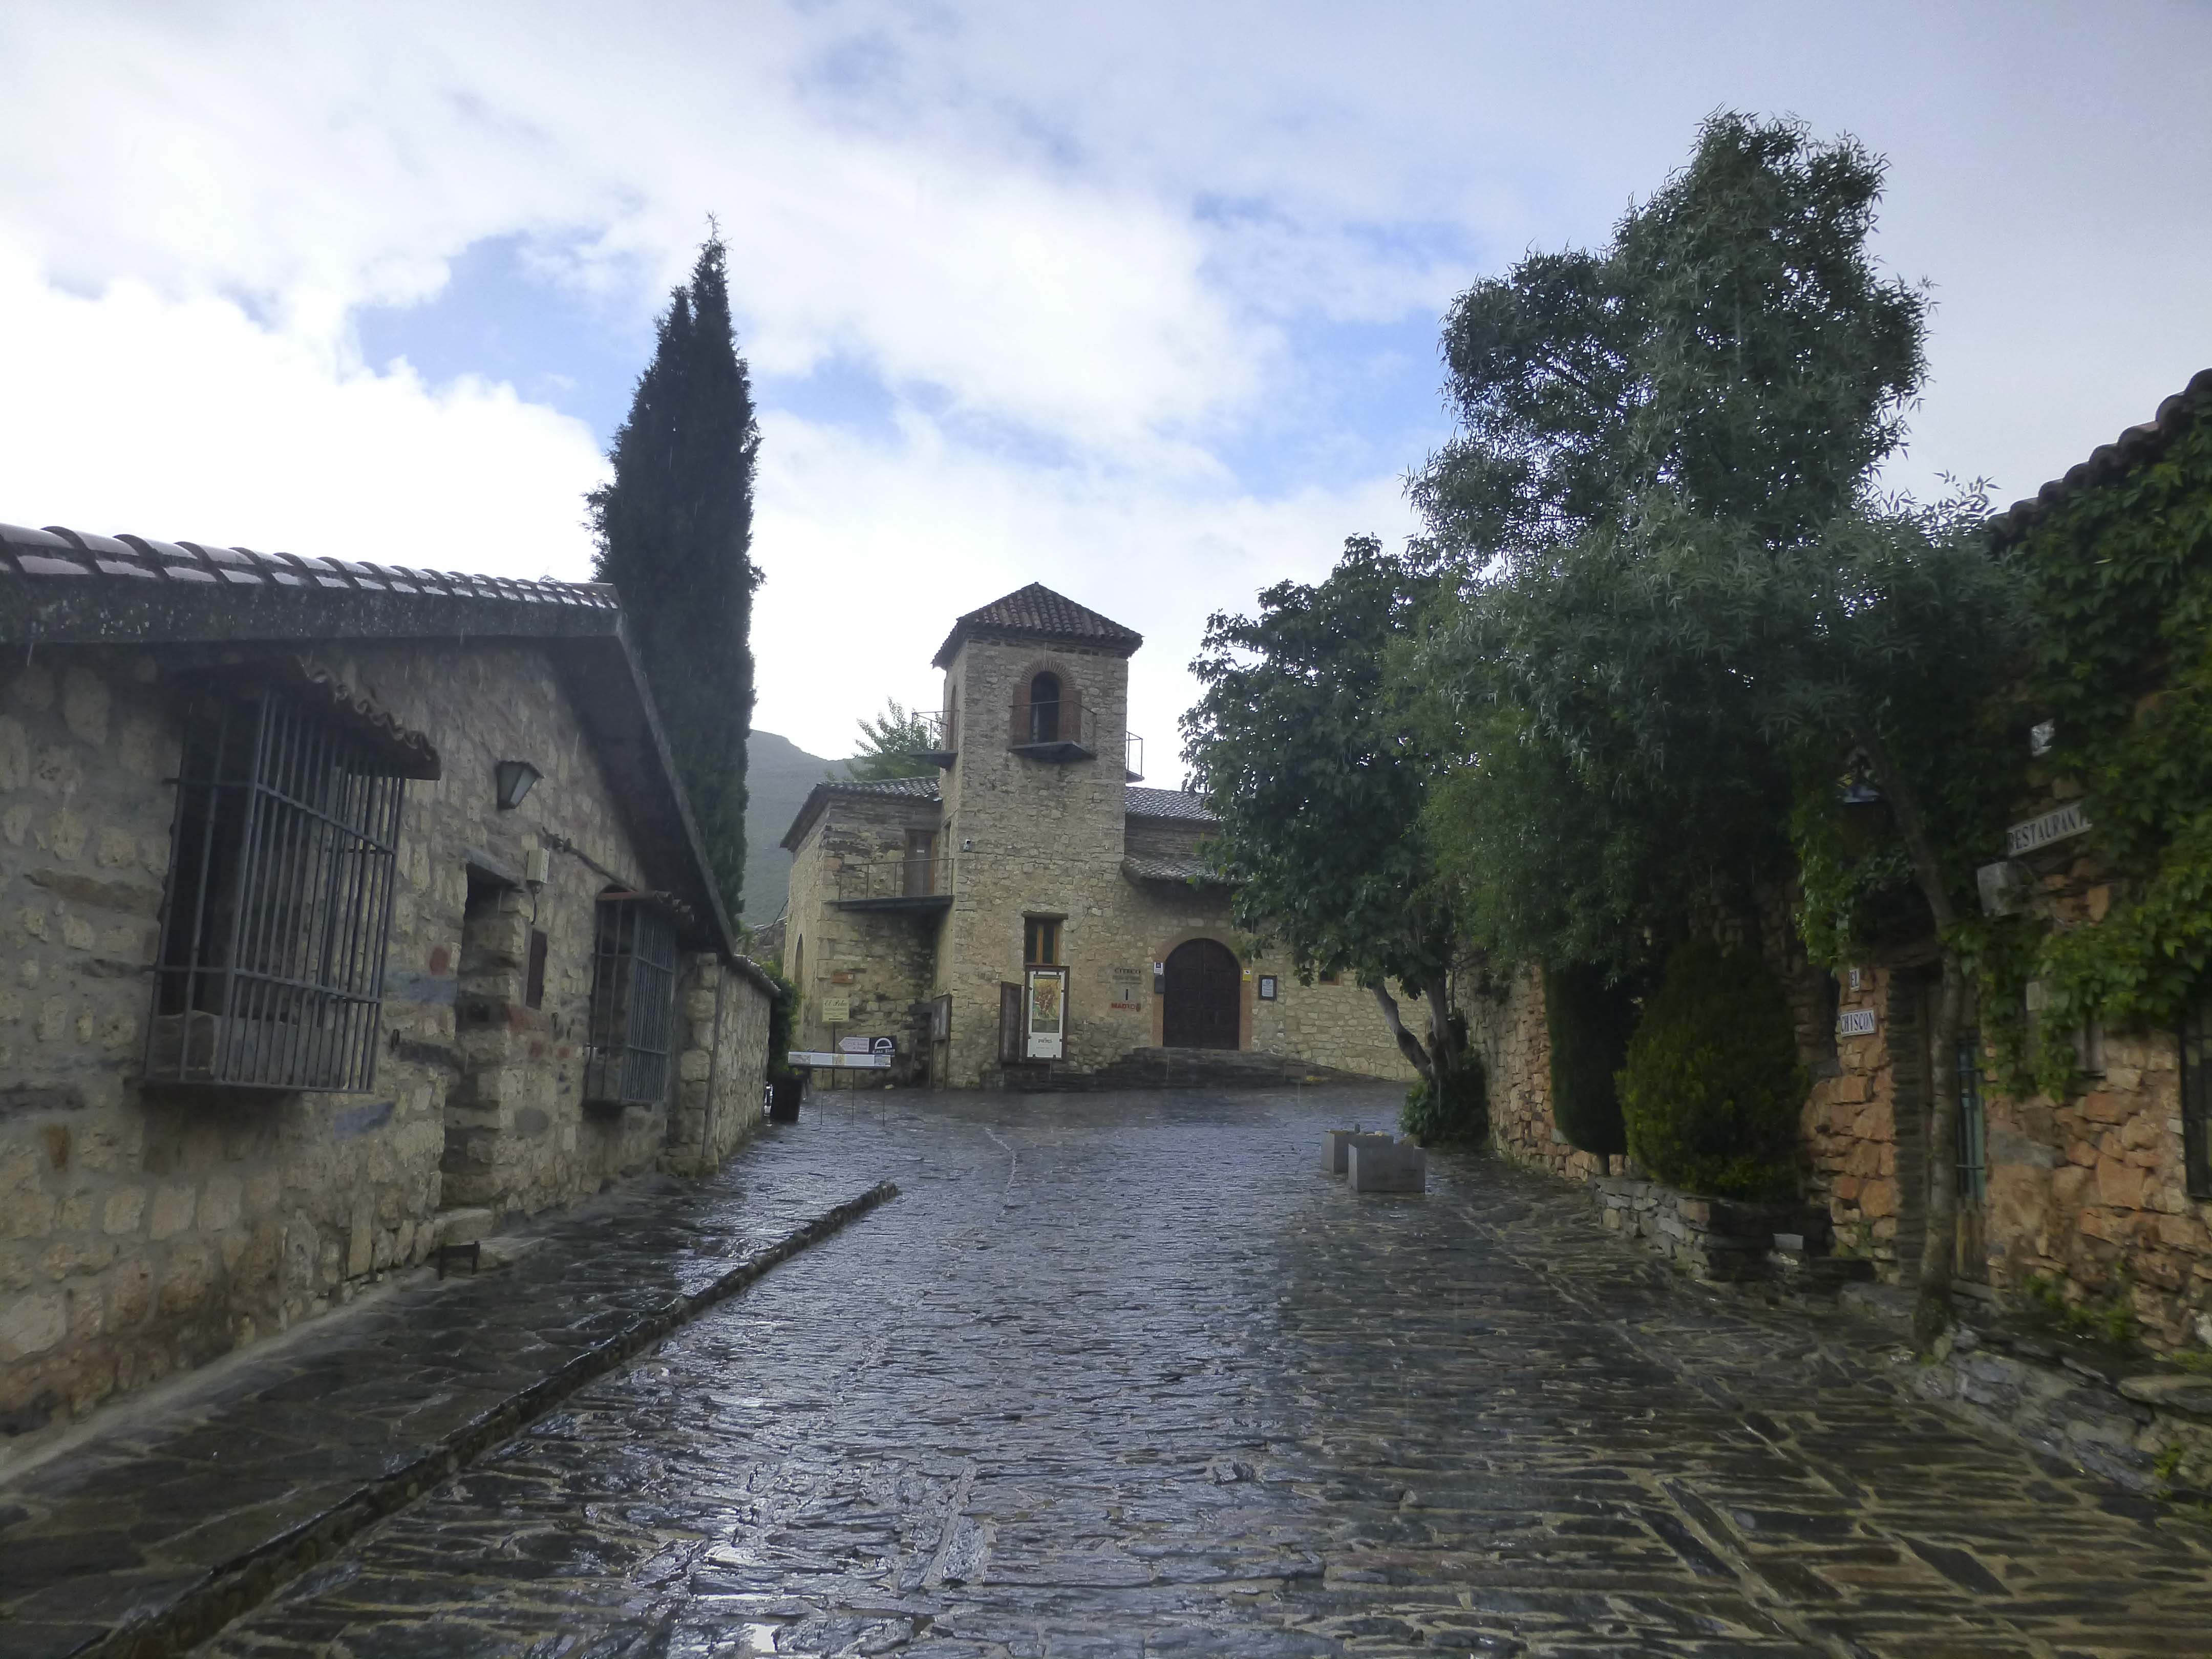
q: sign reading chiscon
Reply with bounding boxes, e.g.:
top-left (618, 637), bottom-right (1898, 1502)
top-left (2006, 802), bottom-right (2092, 858)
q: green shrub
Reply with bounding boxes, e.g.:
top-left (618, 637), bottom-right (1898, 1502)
top-left (1545, 963), bottom-right (1635, 1159)
top-left (1402, 1047), bottom-right (1488, 1146)
top-left (1617, 942), bottom-right (1803, 1199)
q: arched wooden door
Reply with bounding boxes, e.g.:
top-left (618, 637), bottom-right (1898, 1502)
top-left (1162, 939), bottom-right (1241, 1050)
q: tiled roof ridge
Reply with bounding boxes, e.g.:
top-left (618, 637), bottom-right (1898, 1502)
top-left (817, 775), bottom-right (942, 798)
top-left (1987, 368), bottom-right (2212, 550)
top-left (1125, 785), bottom-right (1217, 822)
top-left (1, 522), bottom-right (619, 609)
top-left (931, 581), bottom-right (1143, 667)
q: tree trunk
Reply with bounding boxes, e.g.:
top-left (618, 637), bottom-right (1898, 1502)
top-left (1850, 713), bottom-right (1961, 1349)
top-left (1423, 970), bottom-right (1459, 1072)
top-left (1371, 984), bottom-right (1435, 1080)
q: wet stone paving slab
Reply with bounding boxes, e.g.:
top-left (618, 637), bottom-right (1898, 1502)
top-left (190, 1087), bottom-right (2209, 1658)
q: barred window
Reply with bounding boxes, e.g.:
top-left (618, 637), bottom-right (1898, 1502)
top-left (2182, 999), bottom-right (2212, 1201)
top-left (1955, 1034), bottom-right (1988, 1202)
top-left (147, 687), bottom-right (407, 1092)
top-left (584, 892), bottom-right (678, 1107)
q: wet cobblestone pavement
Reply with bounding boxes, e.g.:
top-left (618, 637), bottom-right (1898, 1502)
top-left (181, 1088), bottom-right (2212, 1655)
top-left (0, 1131), bottom-right (892, 1659)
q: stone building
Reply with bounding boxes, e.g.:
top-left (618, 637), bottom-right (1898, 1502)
top-left (779, 584), bottom-right (1413, 1088)
top-left (0, 522), bottom-right (779, 1438)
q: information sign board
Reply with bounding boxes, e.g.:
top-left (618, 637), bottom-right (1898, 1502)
top-left (2006, 802), bottom-right (2092, 858)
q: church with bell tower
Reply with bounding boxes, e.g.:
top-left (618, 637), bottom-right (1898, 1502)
top-left (778, 583), bottom-right (1410, 1088)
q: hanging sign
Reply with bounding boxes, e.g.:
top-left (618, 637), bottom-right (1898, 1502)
top-left (2006, 802), bottom-right (2092, 858)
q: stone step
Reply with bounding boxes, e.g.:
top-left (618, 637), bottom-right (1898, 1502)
top-left (432, 1207), bottom-right (495, 1246)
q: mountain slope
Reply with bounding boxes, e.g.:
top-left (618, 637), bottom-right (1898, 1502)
top-left (742, 730), bottom-right (838, 923)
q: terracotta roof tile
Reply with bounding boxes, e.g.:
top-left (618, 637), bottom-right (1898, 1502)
top-left (932, 582), bottom-right (1142, 667)
top-left (2, 522), bottom-right (619, 611)
top-left (1122, 853), bottom-right (1231, 887)
top-left (1125, 786), bottom-right (1217, 823)
top-left (1988, 368), bottom-right (2212, 550)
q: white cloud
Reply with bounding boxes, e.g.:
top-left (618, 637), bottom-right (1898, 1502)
top-left (750, 410), bottom-right (1414, 764)
top-left (2, 0), bottom-right (2209, 786)
top-left (0, 242), bottom-right (607, 573)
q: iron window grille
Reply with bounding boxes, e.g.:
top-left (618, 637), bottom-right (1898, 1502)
top-left (147, 687), bottom-right (407, 1092)
top-left (1955, 1034), bottom-right (1988, 1202)
top-left (584, 892), bottom-right (679, 1107)
top-left (2182, 998), bottom-right (2212, 1201)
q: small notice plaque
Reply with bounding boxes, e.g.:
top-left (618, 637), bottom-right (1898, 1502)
top-left (820, 995), bottom-right (852, 1025)
top-left (2006, 801), bottom-right (2092, 858)
top-left (1837, 1009), bottom-right (1878, 1038)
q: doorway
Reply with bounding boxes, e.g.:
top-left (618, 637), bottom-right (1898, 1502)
top-left (1162, 939), bottom-right (1240, 1050)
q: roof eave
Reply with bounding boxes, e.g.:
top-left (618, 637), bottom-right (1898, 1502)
top-left (1987, 367), bottom-right (2212, 552)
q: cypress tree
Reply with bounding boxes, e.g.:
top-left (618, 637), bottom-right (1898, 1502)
top-left (588, 235), bottom-right (760, 919)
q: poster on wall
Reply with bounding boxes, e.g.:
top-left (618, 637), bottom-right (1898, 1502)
top-left (1026, 967), bottom-right (1067, 1060)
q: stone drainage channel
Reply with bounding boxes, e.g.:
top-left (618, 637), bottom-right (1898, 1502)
top-left (0, 1170), bottom-right (899, 1659)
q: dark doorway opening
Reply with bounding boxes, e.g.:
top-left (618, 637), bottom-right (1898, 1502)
top-left (1162, 939), bottom-right (1240, 1050)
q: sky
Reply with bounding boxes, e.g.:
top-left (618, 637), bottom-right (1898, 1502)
top-left (2, 1), bottom-right (2209, 777)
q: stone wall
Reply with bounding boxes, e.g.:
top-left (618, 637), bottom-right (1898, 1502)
top-left (668, 953), bottom-right (770, 1172)
top-left (1473, 966), bottom-right (1607, 1182)
top-left (1247, 967), bottom-right (1420, 1081)
top-left (0, 640), bottom-right (771, 1439)
top-left (937, 634), bottom-right (1132, 1086)
top-left (1592, 1176), bottom-right (1827, 1283)
top-left (782, 790), bottom-right (942, 1071)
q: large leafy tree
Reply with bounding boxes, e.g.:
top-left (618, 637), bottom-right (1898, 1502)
top-left (841, 698), bottom-right (938, 782)
top-left (589, 236), bottom-right (761, 917)
top-left (1416, 113), bottom-right (2026, 1341)
top-left (1182, 537), bottom-right (1470, 1079)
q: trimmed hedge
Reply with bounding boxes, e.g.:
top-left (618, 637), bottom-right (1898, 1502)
top-left (1544, 963), bottom-right (1634, 1159)
top-left (1617, 942), bottom-right (1803, 1200)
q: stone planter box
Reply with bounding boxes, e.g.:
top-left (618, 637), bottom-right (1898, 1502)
top-left (1590, 1174), bottom-right (1830, 1284)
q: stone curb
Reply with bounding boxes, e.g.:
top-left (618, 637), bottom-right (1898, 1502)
top-left (81, 1179), bottom-right (901, 1659)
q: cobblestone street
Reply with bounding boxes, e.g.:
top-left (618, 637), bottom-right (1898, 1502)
top-left (193, 1086), bottom-right (2210, 1658)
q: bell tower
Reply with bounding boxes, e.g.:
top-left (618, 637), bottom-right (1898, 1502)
top-left (928, 584), bottom-right (1143, 1082)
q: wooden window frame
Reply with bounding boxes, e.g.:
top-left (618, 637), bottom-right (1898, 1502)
top-left (1024, 915), bottom-right (1062, 967)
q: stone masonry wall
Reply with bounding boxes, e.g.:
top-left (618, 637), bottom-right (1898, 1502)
top-left (938, 635), bottom-right (1131, 1086)
top-left (783, 792), bottom-right (942, 1069)
top-left (668, 953), bottom-right (771, 1173)
top-left (1474, 966), bottom-right (1602, 1182)
top-left (0, 639), bottom-right (768, 1440)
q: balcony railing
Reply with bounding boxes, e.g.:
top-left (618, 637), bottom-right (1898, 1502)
top-left (1011, 699), bottom-right (1097, 762)
top-left (896, 708), bottom-right (958, 769)
top-left (833, 852), bottom-right (956, 910)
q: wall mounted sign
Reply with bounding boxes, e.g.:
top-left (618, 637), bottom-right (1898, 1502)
top-left (819, 995), bottom-right (852, 1025)
top-left (1837, 1009), bottom-right (1878, 1038)
top-left (1257, 975), bottom-right (1278, 1001)
top-left (2006, 801), bottom-right (2092, 858)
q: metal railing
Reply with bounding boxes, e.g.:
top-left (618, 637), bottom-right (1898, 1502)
top-left (834, 852), bottom-right (956, 905)
top-left (1011, 699), bottom-right (1097, 755)
top-left (897, 707), bottom-right (956, 761)
top-left (1125, 733), bottom-right (1144, 779)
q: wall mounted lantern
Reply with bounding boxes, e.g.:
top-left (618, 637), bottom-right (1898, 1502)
top-left (494, 759), bottom-right (543, 811)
